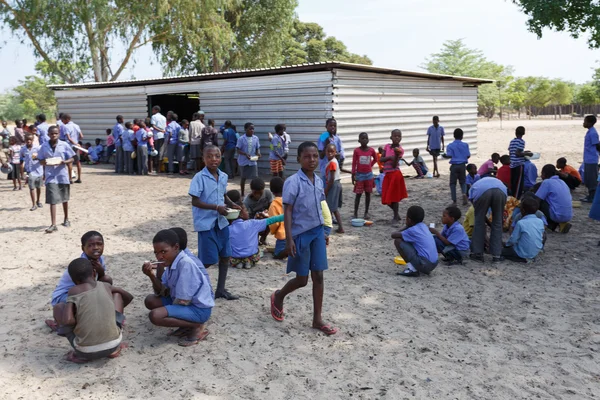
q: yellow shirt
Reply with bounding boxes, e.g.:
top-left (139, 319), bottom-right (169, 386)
top-left (268, 197), bottom-right (286, 240)
top-left (463, 206), bottom-right (474, 238)
top-left (321, 200), bottom-right (333, 228)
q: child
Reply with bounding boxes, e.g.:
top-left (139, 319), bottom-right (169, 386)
top-left (178, 119), bottom-right (190, 175)
top-left (496, 155), bottom-right (512, 188)
top-left (168, 227), bottom-right (211, 288)
top-left (270, 141), bottom-right (337, 336)
top-left (38, 125), bottom-right (75, 233)
top-left (509, 191), bottom-right (548, 234)
top-left (375, 146), bottom-right (385, 195)
top-left (236, 122), bottom-right (261, 197)
top-left (165, 113), bottom-right (181, 174)
top-left (221, 120), bottom-right (238, 179)
top-left (143, 229), bottom-right (214, 347)
top-left (430, 206), bottom-right (471, 265)
top-left (106, 128), bottom-right (114, 163)
top-left (523, 159), bottom-right (538, 192)
top-left (426, 116), bottom-right (445, 178)
top-left (20, 135), bottom-right (43, 210)
top-left (244, 177), bottom-right (274, 245)
top-left (535, 164), bottom-right (573, 233)
top-left (502, 196), bottom-right (545, 262)
top-left (556, 157), bottom-right (582, 190)
top-left (465, 163), bottom-right (480, 191)
top-left (325, 143), bottom-right (345, 233)
top-left (582, 115), bottom-right (599, 203)
top-left (92, 138), bottom-right (103, 163)
top-left (54, 258), bottom-right (131, 362)
top-left (122, 122), bottom-right (135, 175)
top-left (269, 124), bottom-right (287, 178)
top-left (402, 148), bottom-right (428, 178)
top-left (508, 126), bottom-right (533, 199)
top-left (380, 129), bottom-right (408, 222)
top-left (469, 177), bottom-right (507, 262)
top-left (463, 205), bottom-right (475, 238)
top-left (268, 177), bottom-right (288, 259)
top-left (135, 121), bottom-right (149, 175)
top-left (318, 118), bottom-right (345, 179)
top-left (85, 142), bottom-right (97, 164)
top-left (392, 205), bottom-right (439, 277)
top-left (351, 132), bottom-right (377, 218)
top-left (59, 114), bottom-right (83, 183)
top-left (478, 153), bottom-right (500, 177)
top-left (189, 145), bottom-right (241, 300)
top-left (8, 136), bottom-right (22, 190)
top-left (443, 128), bottom-right (470, 205)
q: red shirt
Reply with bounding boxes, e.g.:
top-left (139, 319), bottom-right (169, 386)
top-left (497, 165), bottom-right (511, 187)
top-left (383, 144), bottom-right (404, 173)
top-left (352, 147), bottom-right (377, 174)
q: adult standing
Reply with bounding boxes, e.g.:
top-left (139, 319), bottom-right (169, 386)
top-left (150, 106), bottom-right (167, 173)
top-left (113, 115), bottom-right (125, 173)
top-left (318, 118), bottom-right (345, 179)
top-left (582, 115), bottom-right (600, 203)
top-left (36, 114), bottom-right (50, 145)
top-left (508, 126), bottom-right (533, 199)
top-left (469, 177), bottom-right (507, 263)
top-left (59, 114), bottom-right (83, 183)
top-left (426, 116), bottom-right (445, 178)
top-left (189, 112), bottom-right (205, 171)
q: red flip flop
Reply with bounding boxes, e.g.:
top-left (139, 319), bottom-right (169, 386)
top-left (313, 325), bottom-right (338, 336)
top-left (270, 291), bottom-right (284, 322)
top-left (45, 319), bottom-right (58, 332)
top-left (178, 330), bottom-right (210, 347)
top-left (108, 342), bottom-right (128, 358)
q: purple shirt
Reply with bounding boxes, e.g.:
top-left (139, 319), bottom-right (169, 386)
top-left (51, 253), bottom-right (106, 306)
top-left (468, 177), bottom-right (507, 202)
top-left (113, 123), bottom-right (124, 147)
top-left (59, 121), bottom-right (81, 145)
top-left (466, 174), bottom-right (480, 186)
top-left (166, 121), bottom-right (181, 145)
top-left (535, 176), bottom-right (573, 223)
top-left (282, 169), bottom-right (325, 237)
top-left (401, 222), bottom-right (438, 263)
top-left (229, 219), bottom-right (268, 258)
top-left (427, 125), bottom-right (445, 150)
top-left (20, 145), bottom-right (43, 176)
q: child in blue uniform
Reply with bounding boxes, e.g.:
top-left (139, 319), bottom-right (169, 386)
top-left (429, 206), bottom-right (470, 265)
top-left (393, 206), bottom-right (439, 277)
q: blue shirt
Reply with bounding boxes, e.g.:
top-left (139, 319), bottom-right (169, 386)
top-left (189, 167), bottom-right (229, 232)
top-left (269, 134), bottom-right (286, 161)
top-left (468, 177), bottom-right (507, 202)
top-left (183, 248), bottom-right (212, 293)
top-left (466, 173), bottom-right (480, 186)
top-left (222, 128), bottom-right (237, 150)
top-left (441, 221), bottom-right (470, 251)
top-left (509, 137), bottom-right (526, 168)
top-left (20, 145), bottom-right (43, 176)
top-left (161, 251), bottom-right (214, 308)
top-left (583, 126), bottom-right (599, 164)
top-left (283, 168), bottom-right (325, 237)
top-left (535, 176), bottom-right (573, 223)
top-left (113, 123), bottom-right (124, 147)
top-left (37, 122), bottom-right (49, 145)
top-left (51, 253), bottom-right (106, 305)
top-left (135, 128), bottom-right (148, 147)
top-left (445, 140), bottom-right (470, 164)
top-left (229, 219), bottom-right (268, 258)
top-left (506, 214), bottom-right (544, 259)
top-left (166, 121), bottom-right (181, 145)
top-left (427, 125), bottom-right (445, 150)
top-left (523, 160), bottom-right (537, 189)
top-left (59, 121), bottom-right (81, 145)
top-left (236, 135), bottom-right (260, 166)
top-left (318, 133), bottom-right (345, 178)
top-left (121, 129), bottom-right (135, 152)
top-left (37, 140), bottom-right (76, 184)
top-left (401, 222), bottom-right (438, 263)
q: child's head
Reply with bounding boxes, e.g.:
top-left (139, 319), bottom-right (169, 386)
top-left (15, 119), bottom-right (23, 128)
top-left (224, 120), bottom-right (232, 128)
top-left (391, 129), bottom-right (402, 145)
top-left (244, 122), bottom-right (254, 136)
top-left (515, 126), bottom-right (525, 138)
top-left (405, 205), bottom-right (425, 227)
top-left (81, 231), bottom-right (104, 260)
top-left (85, 142), bottom-right (91, 149)
top-left (106, 128), bottom-right (112, 135)
top-left (116, 115), bottom-right (123, 123)
top-left (453, 128), bottom-right (464, 140)
top-left (25, 135), bottom-right (33, 147)
top-left (203, 145), bottom-right (221, 171)
top-left (68, 258), bottom-right (94, 285)
top-left (296, 141), bottom-right (319, 172)
top-left (124, 121), bottom-right (132, 130)
top-left (358, 132), bottom-right (369, 146)
top-left (500, 155), bottom-right (510, 166)
top-left (541, 164), bottom-right (557, 180)
top-left (208, 119), bottom-right (215, 127)
top-left (556, 157), bottom-right (567, 169)
top-left (326, 143), bottom-right (337, 161)
top-left (249, 178), bottom-right (266, 200)
top-left (152, 229), bottom-right (181, 266)
top-left (169, 227), bottom-right (188, 250)
top-left (2, 120), bottom-right (7, 128)
top-left (584, 115), bottom-right (597, 129)
top-left (275, 124), bottom-right (284, 135)
top-left (139, 121), bottom-right (147, 129)
top-left (491, 153), bottom-right (500, 163)
top-left (95, 138), bottom-right (101, 145)
top-left (270, 176), bottom-right (284, 196)
top-left (227, 189), bottom-right (241, 204)
top-left (38, 113), bottom-right (46, 123)
top-left (325, 118), bottom-right (337, 135)
top-left (466, 163), bottom-right (477, 175)
top-left (29, 125), bottom-right (37, 134)
top-left (412, 148), bottom-right (419, 157)
top-left (48, 126), bottom-right (59, 142)
top-left (9, 136), bottom-right (16, 145)
top-left (181, 119), bottom-right (189, 129)
top-left (442, 206), bottom-right (462, 226)
top-left (520, 195), bottom-right (539, 216)
top-left (171, 113), bottom-right (179, 122)
top-left (378, 146), bottom-right (384, 154)
top-left (432, 116), bottom-right (439, 126)
top-left (61, 113), bottom-right (71, 123)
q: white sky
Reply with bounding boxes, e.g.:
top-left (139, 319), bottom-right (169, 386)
top-left (0, 0), bottom-right (598, 92)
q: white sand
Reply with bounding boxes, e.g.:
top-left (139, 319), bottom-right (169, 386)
top-left (1, 119), bottom-right (599, 399)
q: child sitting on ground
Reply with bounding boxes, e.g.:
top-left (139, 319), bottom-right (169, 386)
top-left (244, 177), bottom-right (274, 245)
top-left (466, 163), bottom-right (480, 191)
top-left (429, 205), bottom-right (471, 265)
top-left (556, 157), bottom-right (582, 190)
top-left (509, 192), bottom-right (547, 234)
top-left (392, 205), bottom-right (439, 277)
top-left (402, 148), bottom-right (428, 178)
top-left (351, 132), bottom-right (377, 219)
top-left (54, 258), bottom-right (132, 363)
top-left (496, 155), bottom-right (512, 189)
top-left (478, 153), bottom-right (500, 177)
top-left (502, 196), bottom-right (545, 262)
top-left (523, 158), bottom-right (538, 192)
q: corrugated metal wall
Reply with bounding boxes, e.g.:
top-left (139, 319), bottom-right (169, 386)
top-left (332, 69), bottom-right (479, 164)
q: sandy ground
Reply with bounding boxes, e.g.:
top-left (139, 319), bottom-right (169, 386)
top-left (1, 119), bottom-right (599, 400)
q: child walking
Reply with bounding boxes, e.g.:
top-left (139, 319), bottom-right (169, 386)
top-left (444, 128), bottom-right (470, 205)
top-left (429, 206), bottom-right (471, 265)
top-left (351, 132), bottom-right (377, 219)
top-left (270, 141), bottom-right (337, 336)
top-left (380, 129), bottom-right (408, 222)
top-left (426, 116), bottom-right (445, 178)
top-left (582, 115), bottom-right (599, 202)
top-left (325, 143), bottom-right (346, 233)
top-left (8, 136), bottom-right (22, 190)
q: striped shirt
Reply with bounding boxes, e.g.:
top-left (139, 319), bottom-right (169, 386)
top-left (508, 138), bottom-right (526, 168)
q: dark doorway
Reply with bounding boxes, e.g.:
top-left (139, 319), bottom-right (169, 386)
top-left (147, 93), bottom-right (200, 122)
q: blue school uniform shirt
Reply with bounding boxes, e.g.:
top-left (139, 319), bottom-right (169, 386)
top-left (505, 214), bottom-right (544, 259)
top-left (441, 221), bottom-right (470, 251)
top-left (223, 128), bottom-right (237, 150)
top-left (135, 128), bottom-right (147, 147)
top-left (468, 177), bottom-right (507, 202)
top-left (535, 176), bottom-right (573, 223)
top-left (160, 251), bottom-right (214, 308)
top-left (427, 125), bottom-right (445, 150)
top-left (37, 122), bottom-right (49, 145)
top-left (523, 160), bottom-right (537, 189)
top-left (51, 253), bottom-right (107, 306)
top-left (166, 121), bottom-right (181, 145)
top-left (19, 145), bottom-right (43, 176)
top-left (113, 123), bottom-right (124, 147)
top-left (401, 222), bottom-right (438, 263)
top-left (445, 140), bottom-right (470, 164)
top-left (59, 121), bottom-right (81, 145)
top-left (318, 133), bottom-right (345, 178)
top-left (37, 140), bottom-right (76, 184)
top-left (236, 135), bottom-right (260, 166)
top-left (269, 134), bottom-right (286, 161)
top-left (583, 126), bottom-right (599, 164)
top-left (189, 167), bottom-right (229, 232)
top-left (283, 168), bottom-right (325, 237)
top-left (509, 137), bottom-right (526, 168)
top-left (229, 219), bottom-right (268, 258)
top-left (466, 173), bottom-right (480, 186)
top-left (121, 129), bottom-right (135, 152)
top-left (183, 248), bottom-right (212, 293)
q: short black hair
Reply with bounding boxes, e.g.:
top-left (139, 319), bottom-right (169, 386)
top-left (556, 157), bottom-right (567, 166)
top-left (297, 141), bottom-right (318, 157)
top-left (124, 122), bottom-right (132, 129)
top-left (62, 113), bottom-right (71, 120)
top-left (171, 113), bottom-right (178, 121)
top-left (68, 258), bottom-right (93, 283)
top-left (275, 124), bottom-right (284, 133)
top-left (406, 205), bottom-right (425, 223)
top-left (270, 177), bottom-right (284, 194)
top-left (192, 112), bottom-right (200, 121)
top-left (152, 105), bottom-right (161, 112)
top-left (585, 115), bottom-right (597, 125)
top-left (453, 128), bottom-right (464, 140)
top-left (81, 230), bottom-right (103, 246)
top-left (95, 138), bottom-right (101, 144)
top-left (181, 119), bottom-right (189, 126)
top-left (500, 155), bottom-right (511, 165)
top-left (224, 120), bottom-right (232, 128)
top-left (325, 118), bottom-right (336, 127)
top-left (521, 196), bottom-right (539, 215)
top-left (542, 164), bottom-right (557, 178)
top-left (170, 227), bottom-right (188, 250)
top-left (516, 126), bottom-right (525, 136)
top-left (152, 229), bottom-right (179, 246)
top-left (116, 115), bottom-right (123, 121)
top-left (48, 125), bottom-right (59, 134)
top-left (208, 119), bottom-right (215, 126)
top-left (466, 163), bottom-right (477, 172)
top-left (38, 113), bottom-right (46, 122)
top-left (203, 144), bottom-right (220, 156)
top-left (106, 128), bottom-right (112, 134)
top-left (244, 122), bottom-right (254, 130)
top-left (413, 148), bottom-right (420, 154)
top-left (445, 205), bottom-right (462, 221)
top-left (227, 189), bottom-right (241, 204)
top-left (491, 152), bottom-right (500, 159)
top-left (250, 177), bottom-right (265, 191)
top-left (433, 116), bottom-right (439, 120)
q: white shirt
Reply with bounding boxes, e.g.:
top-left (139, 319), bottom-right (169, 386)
top-left (151, 113), bottom-right (167, 140)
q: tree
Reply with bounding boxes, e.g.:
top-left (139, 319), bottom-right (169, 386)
top-left (593, 65), bottom-right (600, 97)
top-left (513, 0), bottom-right (600, 49)
top-left (574, 83), bottom-right (599, 115)
top-left (548, 80), bottom-right (574, 118)
top-left (0, 75), bottom-right (56, 121)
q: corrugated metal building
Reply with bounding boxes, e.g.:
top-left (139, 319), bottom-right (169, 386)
top-left (49, 62), bottom-right (492, 173)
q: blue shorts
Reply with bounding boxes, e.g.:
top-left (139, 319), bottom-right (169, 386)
top-left (323, 226), bottom-right (332, 236)
top-left (274, 239), bottom-right (287, 257)
top-left (286, 225), bottom-right (328, 277)
top-left (197, 225), bottom-right (231, 265)
top-left (161, 297), bottom-right (212, 324)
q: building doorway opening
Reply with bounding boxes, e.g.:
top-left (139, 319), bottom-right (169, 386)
top-left (147, 93), bottom-right (199, 121)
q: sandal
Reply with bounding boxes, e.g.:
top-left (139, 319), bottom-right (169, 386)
top-left (178, 330), bottom-right (209, 347)
top-left (313, 324), bottom-right (338, 336)
top-left (270, 291), bottom-right (284, 321)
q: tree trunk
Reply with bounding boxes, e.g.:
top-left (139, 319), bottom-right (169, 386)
top-left (554, 105), bottom-right (557, 120)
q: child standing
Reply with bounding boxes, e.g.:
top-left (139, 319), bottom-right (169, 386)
top-left (165, 113), bottom-right (181, 174)
top-left (178, 119), bottom-right (190, 175)
top-left (426, 116), bottom-right (445, 178)
top-left (496, 155), bottom-right (512, 188)
top-left (20, 134), bottom-right (43, 210)
top-left (221, 120), bottom-right (238, 179)
top-left (236, 122), bottom-right (261, 197)
top-left (351, 132), bottom-right (377, 218)
top-left (402, 148), bottom-right (428, 178)
top-left (269, 124), bottom-right (287, 178)
top-left (325, 143), bottom-right (346, 233)
top-left (392, 205), bottom-right (439, 277)
top-left (318, 118), bottom-right (345, 179)
top-left (582, 115), bottom-right (599, 202)
top-left (430, 206), bottom-right (471, 265)
top-left (508, 126), bottom-right (533, 199)
top-left (465, 163), bottom-right (480, 191)
top-left (478, 153), bottom-right (500, 177)
top-left (8, 136), bottom-right (22, 190)
top-left (380, 129), bottom-right (408, 222)
top-left (122, 122), bottom-right (135, 175)
top-left (502, 196), bottom-right (545, 262)
top-left (375, 146), bottom-right (385, 195)
top-left (135, 121), bottom-right (149, 175)
top-left (444, 128), bottom-right (470, 205)
top-left (270, 141), bottom-right (337, 336)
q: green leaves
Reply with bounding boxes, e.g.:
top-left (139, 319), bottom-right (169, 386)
top-left (0, 75), bottom-right (56, 121)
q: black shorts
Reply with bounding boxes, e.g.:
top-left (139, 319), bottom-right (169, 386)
top-left (46, 183), bottom-right (70, 205)
top-left (428, 149), bottom-right (441, 157)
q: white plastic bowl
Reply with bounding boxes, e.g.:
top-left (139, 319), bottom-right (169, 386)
top-left (225, 208), bottom-right (240, 220)
top-left (351, 218), bottom-right (366, 227)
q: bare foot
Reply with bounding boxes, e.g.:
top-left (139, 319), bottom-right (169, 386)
top-left (66, 351), bottom-right (89, 364)
top-left (167, 327), bottom-right (191, 337)
top-left (363, 213), bottom-right (371, 220)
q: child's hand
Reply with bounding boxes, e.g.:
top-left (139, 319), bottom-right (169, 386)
top-left (351, 174), bottom-right (356, 185)
top-left (325, 235), bottom-right (329, 246)
top-left (216, 205), bottom-right (229, 216)
top-left (142, 262), bottom-right (155, 277)
top-left (428, 227), bottom-right (438, 235)
top-left (90, 259), bottom-right (104, 277)
top-left (286, 240), bottom-right (297, 257)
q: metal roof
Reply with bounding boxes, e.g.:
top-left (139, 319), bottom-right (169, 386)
top-left (48, 61), bottom-right (494, 90)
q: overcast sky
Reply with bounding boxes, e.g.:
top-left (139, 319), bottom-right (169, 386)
top-left (0, 0), bottom-right (598, 92)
